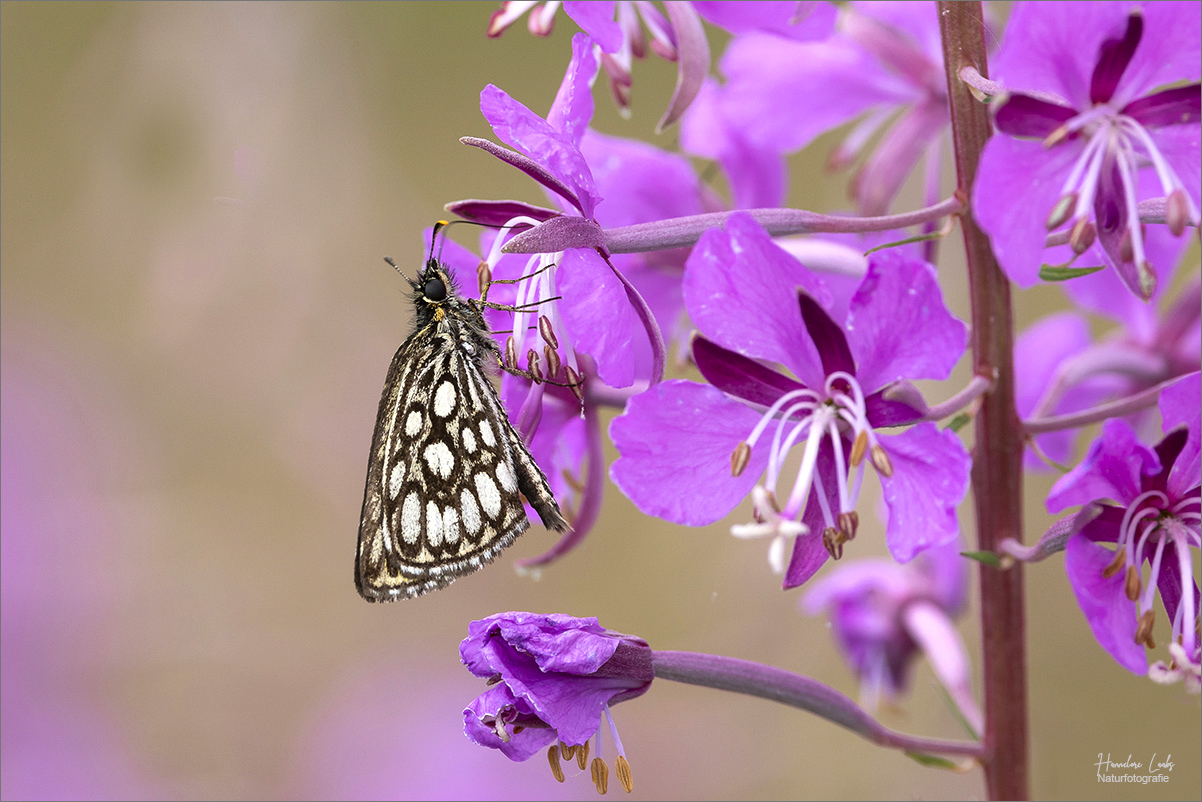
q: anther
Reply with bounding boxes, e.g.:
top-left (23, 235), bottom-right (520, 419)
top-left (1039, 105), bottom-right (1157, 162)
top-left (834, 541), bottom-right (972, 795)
top-left (485, 673), bottom-right (503, 686)
top-left (731, 441), bottom-right (751, 477)
top-left (547, 746), bottom-right (566, 783)
top-left (544, 344), bottom-right (562, 377)
top-left (591, 757), bottom-right (609, 794)
top-left (1046, 193), bottom-right (1077, 230)
top-left (838, 511), bottom-right (859, 541)
top-left (527, 349), bottom-right (543, 383)
top-left (850, 430), bottom-right (868, 467)
top-left (1135, 608), bottom-right (1156, 648)
top-left (559, 742), bottom-right (576, 761)
top-left (870, 444), bottom-right (894, 478)
top-left (1069, 219), bottom-right (1096, 253)
top-left (1043, 123), bottom-right (1070, 148)
top-left (505, 336), bottom-right (519, 371)
top-left (539, 315), bottom-right (559, 349)
top-left (576, 739), bottom-right (590, 770)
top-left (615, 755), bottom-right (634, 793)
top-left (564, 365), bottom-right (585, 402)
top-left (1167, 189), bottom-right (1189, 236)
top-left (1124, 564), bottom-right (1142, 602)
top-left (1138, 261), bottom-right (1157, 299)
top-left (1101, 548), bottom-right (1126, 579)
top-left (477, 261), bottom-right (492, 299)
top-left (822, 526), bottom-right (845, 560)
top-left (1119, 229), bottom-right (1134, 263)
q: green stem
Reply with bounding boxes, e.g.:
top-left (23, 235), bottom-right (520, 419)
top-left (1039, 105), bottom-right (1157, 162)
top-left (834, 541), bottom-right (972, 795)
top-left (936, 3), bottom-right (1029, 800)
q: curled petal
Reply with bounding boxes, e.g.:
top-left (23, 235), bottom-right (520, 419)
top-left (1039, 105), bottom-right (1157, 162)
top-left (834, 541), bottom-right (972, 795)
top-left (657, 2), bottom-right (710, 132)
top-left (692, 335), bottom-right (807, 408)
top-left (462, 135), bottom-right (586, 216)
top-left (445, 199), bottom-right (560, 228)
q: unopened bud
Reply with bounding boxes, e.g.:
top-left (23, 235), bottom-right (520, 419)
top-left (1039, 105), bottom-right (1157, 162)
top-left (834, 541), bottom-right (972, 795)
top-left (870, 444), bottom-right (894, 478)
top-left (591, 757), bottom-right (609, 795)
top-left (1124, 564), bottom-right (1142, 602)
top-left (547, 746), bottom-right (566, 783)
top-left (850, 430), bottom-right (869, 467)
top-left (838, 510), bottom-right (860, 541)
top-left (615, 755), bottom-right (633, 793)
top-left (1069, 218), bottom-right (1096, 253)
top-left (1134, 609), bottom-right (1156, 648)
top-left (731, 441), bottom-right (751, 476)
top-left (1102, 548), bottom-right (1127, 579)
top-left (822, 527), bottom-right (845, 560)
top-left (527, 349), bottom-right (543, 383)
top-left (1046, 193), bottom-right (1077, 230)
top-left (1167, 188), bottom-right (1190, 236)
top-left (576, 739), bottom-right (590, 770)
top-left (564, 365), bottom-right (585, 402)
top-left (477, 261), bottom-right (492, 299)
top-left (538, 315), bottom-right (559, 349)
top-left (544, 344), bottom-right (562, 377)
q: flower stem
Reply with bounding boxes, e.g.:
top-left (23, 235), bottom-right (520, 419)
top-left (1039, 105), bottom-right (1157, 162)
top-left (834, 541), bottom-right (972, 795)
top-left (1024, 379), bottom-right (1171, 434)
top-left (651, 651), bottom-right (984, 759)
top-left (937, 4), bottom-right (1029, 799)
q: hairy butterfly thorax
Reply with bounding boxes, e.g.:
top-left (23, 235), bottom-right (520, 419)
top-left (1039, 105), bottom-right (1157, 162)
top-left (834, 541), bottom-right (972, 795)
top-left (356, 246), bottom-right (570, 602)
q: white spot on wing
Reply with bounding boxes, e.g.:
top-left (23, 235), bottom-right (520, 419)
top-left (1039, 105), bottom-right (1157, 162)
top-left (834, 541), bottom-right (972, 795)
top-left (462, 427), bottom-right (477, 453)
top-left (433, 382), bottom-right (457, 418)
top-left (388, 461), bottom-right (405, 499)
top-left (495, 460), bottom-right (516, 492)
top-left (405, 410), bottom-right (423, 437)
top-left (461, 490), bottom-right (481, 534)
top-left (424, 442), bottom-right (455, 479)
top-left (475, 473), bottom-right (501, 518)
top-left (426, 501), bottom-right (443, 547)
top-left (443, 507), bottom-right (460, 544)
top-left (401, 493), bottom-right (421, 544)
top-left (479, 419), bottom-right (497, 448)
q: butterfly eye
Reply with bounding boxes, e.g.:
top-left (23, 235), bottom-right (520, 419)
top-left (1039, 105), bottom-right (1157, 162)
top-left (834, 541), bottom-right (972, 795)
top-left (423, 276), bottom-right (447, 302)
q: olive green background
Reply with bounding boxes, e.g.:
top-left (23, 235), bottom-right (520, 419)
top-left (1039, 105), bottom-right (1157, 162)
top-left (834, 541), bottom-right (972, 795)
top-left (2, 2), bottom-right (1198, 800)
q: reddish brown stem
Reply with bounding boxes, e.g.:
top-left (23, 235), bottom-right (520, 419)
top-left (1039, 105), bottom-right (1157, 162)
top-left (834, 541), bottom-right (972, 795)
top-left (936, 3), bottom-right (1029, 800)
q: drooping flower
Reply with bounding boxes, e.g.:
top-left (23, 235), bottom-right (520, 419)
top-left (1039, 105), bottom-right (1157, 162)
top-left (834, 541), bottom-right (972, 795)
top-left (802, 541), bottom-right (982, 734)
top-left (681, 1), bottom-right (953, 210)
top-left (1044, 372), bottom-right (1200, 691)
top-left (974, 2), bottom-right (1201, 299)
top-left (461, 612), bottom-right (653, 792)
top-left (610, 213), bottom-right (970, 587)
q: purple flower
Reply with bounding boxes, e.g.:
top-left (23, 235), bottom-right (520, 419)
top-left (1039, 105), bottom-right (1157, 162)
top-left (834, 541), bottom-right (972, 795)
top-left (461, 612), bottom-right (653, 790)
top-left (1045, 372), bottom-right (1200, 691)
top-left (974, 2), bottom-right (1201, 300)
top-left (802, 542), bottom-right (982, 733)
top-left (681, 2), bottom-right (951, 211)
top-left (610, 213), bottom-right (970, 587)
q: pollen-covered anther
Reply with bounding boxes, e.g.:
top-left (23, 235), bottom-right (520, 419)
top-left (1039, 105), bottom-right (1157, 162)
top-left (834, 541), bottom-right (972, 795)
top-left (591, 757), bottom-right (609, 794)
top-left (822, 526), bottom-right (846, 560)
top-left (850, 430), bottom-right (869, 466)
top-left (505, 336), bottom-right (519, 371)
top-left (1101, 547), bottom-right (1127, 579)
top-left (870, 444), bottom-right (894, 477)
top-left (559, 741), bottom-right (576, 761)
top-left (1124, 564), bottom-right (1142, 602)
top-left (486, 672), bottom-right (503, 686)
top-left (1138, 261), bottom-right (1157, 299)
top-left (1166, 189), bottom-right (1190, 236)
top-left (1046, 193), bottom-right (1077, 230)
top-left (477, 261), bottom-right (492, 298)
top-left (547, 745), bottom-right (566, 783)
top-left (576, 739), bottom-right (590, 770)
top-left (527, 349), bottom-right (543, 383)
top-left (544, 344), bottom-right (562, 377)
top-left (539, 315), bottom-right (560, 350)
top-left (1043, 123), bottom-right (1071, 149)
top-left (564, 365), bottom-right (585, 402)
top-left (838, 510), bottom-right (860, 541)
top-left (1135, 608), bottom-right (1156, 649)
top-left (615, 755), bottom-right (633, 793)
top-left (731, 441), bottom-right (751, 476)
top-left (1069, 218), bottom-right (1096, 253)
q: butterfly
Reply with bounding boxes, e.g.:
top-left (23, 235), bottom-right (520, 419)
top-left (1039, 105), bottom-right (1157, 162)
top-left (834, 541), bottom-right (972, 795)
top-left (355, 230), bottom-right (570, 601)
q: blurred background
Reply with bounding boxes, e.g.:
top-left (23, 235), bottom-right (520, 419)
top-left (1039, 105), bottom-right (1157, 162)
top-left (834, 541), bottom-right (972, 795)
top-left (1, 2), bottom-right (1198, 800)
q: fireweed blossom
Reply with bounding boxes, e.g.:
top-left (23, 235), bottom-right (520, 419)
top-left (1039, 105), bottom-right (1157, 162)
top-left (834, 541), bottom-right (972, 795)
top-left (973, 1), bottom-right (1201, 300)
top-left (1009, 373), bottom-right (1201, 692)
top-left (1016, 270), bottom-right (1201, 469)
top-left (610, 213), bottom-right (971, 588)
top-left (802, 541), bottom-right (983, 734)
top-left (460, 612), bottom-right (653, 792)
top-left (681, 1), bottom-right (955, 210)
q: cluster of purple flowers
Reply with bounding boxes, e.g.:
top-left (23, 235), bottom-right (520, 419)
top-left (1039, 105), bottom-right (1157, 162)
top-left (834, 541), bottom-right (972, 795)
top-left (413, 0), bottom-right (1200, 793)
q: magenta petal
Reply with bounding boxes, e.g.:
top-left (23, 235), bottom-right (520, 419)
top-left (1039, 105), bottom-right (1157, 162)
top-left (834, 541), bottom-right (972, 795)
top-left (547, 33), bottom-right (600, 147)
top-left (854, 99), bottom-right (946, 215)
top-left (1122, 84), bottom-right (1201, 128)
top-left (784, 530), bottom-right (830, 589)
top-left (462, 134), bottom-right (585, 217)
top-left (845, 251), bottom-right (966, 391)
top-left (1013, 312), bottom-right (1097, 468)
top-left (1113, 1), bottom-right (1201, 105)
top-left (581, 130), bottom-right (705, 227)
top-left (783, 440), bottom-right (842, 588)
top-left (1046, 418), bottom-right (1160, 513)
top-left (557, 249), bottom-right (636, 388)
top-left (657, 1), bottom-right (710, 131)
top-left (609, 380), bottom-right (766, 525)
top-left (446, 199), bottom-right (560, 227)
top-left (683, 212), bottom-right (830, 387)
top-left (993, 93), bottom-right (1078, 139)
top-left (798, 292), bottom-right (855, 377)
top-left (692, 1), bottom-right (837, 39)
top-left (878, 423), bottom-right (970, 563)
top-left (1159, 371), bottom-right (1201, 501)
top-left (1089, 10), bottom-right (1142, 105)
top-left (1155, 541), bottom-right (1200, 634)
top-left (1065, 533), bottom-right (1147, 674)
top-left (863, 381), bottom-right (929, 427)
top-left (692, 335), bottom-right (806, 407)
top-left (463, 686), bottom-right (557, 761)
top-left (563, 2), bottom-right (622, 52)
